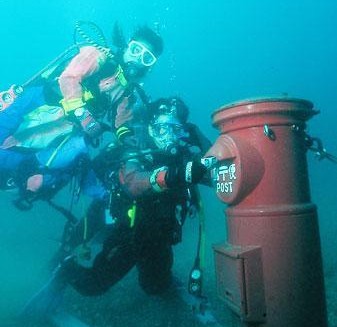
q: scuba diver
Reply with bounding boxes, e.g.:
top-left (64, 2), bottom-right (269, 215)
top-left (21, 96), bottom-right (216, 325)
top-left (0, 21), bottom-right (163, 209)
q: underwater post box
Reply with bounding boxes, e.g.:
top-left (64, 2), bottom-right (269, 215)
top-left (206, 97), bottom-right (327, 327)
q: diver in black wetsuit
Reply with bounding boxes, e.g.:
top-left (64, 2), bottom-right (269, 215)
top-left (22, 96), bottom-right (213, 323)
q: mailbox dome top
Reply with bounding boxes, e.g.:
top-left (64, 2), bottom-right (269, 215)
top-left (213, 96), bottom-right (314, 116)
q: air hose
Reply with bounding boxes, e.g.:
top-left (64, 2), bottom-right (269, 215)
top-left (188, 188), bottom-right (206, 297)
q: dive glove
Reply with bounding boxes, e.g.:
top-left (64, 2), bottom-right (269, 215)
top-left (165, 159), bottom-right (208, 187)
top-left (150, 159), bottom-right (208, 192)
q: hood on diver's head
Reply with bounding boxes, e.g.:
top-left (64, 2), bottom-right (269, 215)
top-left (121, 25), bottom-right (163, 80)
top-left (131, 25), bottom-right (163, 58)
top-left (147, 97), bottom-right (190, 150)
top-left (147, 96), bottom-right (189, 124)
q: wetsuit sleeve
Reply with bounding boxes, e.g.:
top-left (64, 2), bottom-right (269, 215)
top-left (58, 46), bottom-right (107, 100)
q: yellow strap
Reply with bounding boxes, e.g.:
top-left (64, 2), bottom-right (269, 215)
top-left (83, 90), bottom-right (94, 102)
top-left (116, 126), bottom-right (131, 140)
top-left (127, 201), bottom-right (137, 227)
top-left (60, 90), bottom-right (94, 115)
top-left (45, 134), bottom-right (72, 168)
top-left (60, 97), bottom-right (85, 114)
top-left (115, 65), bottom-right (128, 87)
top-left (77, 216), bottom-right (90, 260)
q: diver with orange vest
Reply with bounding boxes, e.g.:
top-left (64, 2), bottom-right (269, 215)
top-left (0, 21), bottom-right (163, 208)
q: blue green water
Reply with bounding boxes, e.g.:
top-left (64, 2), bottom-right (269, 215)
top-left (1, 0), bottom-right (337, 326)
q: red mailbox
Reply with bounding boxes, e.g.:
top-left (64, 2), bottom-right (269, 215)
top-left (207, 97), bottom-right (327, 327)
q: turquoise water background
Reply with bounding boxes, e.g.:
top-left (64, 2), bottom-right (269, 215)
top-left (1, 0), bottom-right (337, 326)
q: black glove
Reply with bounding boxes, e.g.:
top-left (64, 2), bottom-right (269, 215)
top-left (165, 159), bottom-right (208, 188)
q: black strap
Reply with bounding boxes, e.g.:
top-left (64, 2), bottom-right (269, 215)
top-left (47, 199), bottom-right (78, 225)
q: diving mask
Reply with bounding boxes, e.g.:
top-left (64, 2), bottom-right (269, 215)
top-left (125, 40), bottom-right (157, 67)
top-left (149, 114), bottom-right (187, 150)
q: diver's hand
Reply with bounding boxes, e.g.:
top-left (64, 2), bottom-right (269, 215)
top-left (150, 157), bottom-right (217, 192)
top-left (164, 159), bottom-right (208, 188)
